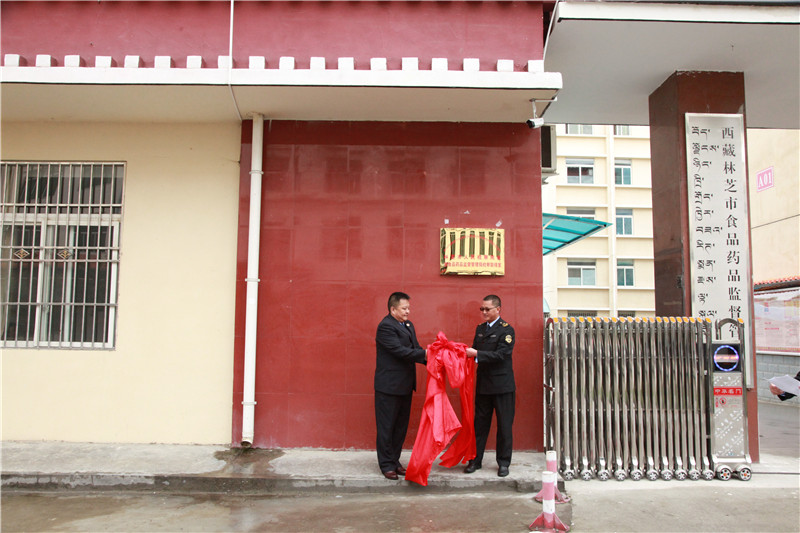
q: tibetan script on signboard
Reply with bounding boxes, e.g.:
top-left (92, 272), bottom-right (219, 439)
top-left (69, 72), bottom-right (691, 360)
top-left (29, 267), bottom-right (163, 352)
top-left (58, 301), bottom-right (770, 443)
top-left (440, 228), bottom-right (505, 275)
top-left (685, 113), bottom-right (753, 385)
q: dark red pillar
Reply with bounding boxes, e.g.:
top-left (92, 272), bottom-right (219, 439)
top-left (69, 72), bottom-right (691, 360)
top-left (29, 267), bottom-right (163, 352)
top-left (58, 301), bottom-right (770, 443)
top-left (649, 71), bottom-right (758, 461)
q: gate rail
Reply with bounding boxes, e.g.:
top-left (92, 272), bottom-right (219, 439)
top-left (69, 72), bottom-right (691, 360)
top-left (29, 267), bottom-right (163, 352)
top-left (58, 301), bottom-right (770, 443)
top-left (543, 316), bottom-right (746, 481)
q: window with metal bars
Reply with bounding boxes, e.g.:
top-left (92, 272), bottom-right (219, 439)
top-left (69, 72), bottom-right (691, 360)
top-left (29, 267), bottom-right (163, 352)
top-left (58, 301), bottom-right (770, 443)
top-left (567, 310), bottom-right (597, 318)
top-left (1, 162), bottom-right (124, 348)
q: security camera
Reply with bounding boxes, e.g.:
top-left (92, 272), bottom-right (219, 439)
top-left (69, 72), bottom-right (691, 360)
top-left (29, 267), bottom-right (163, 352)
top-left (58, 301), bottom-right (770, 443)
top-left (526, 117), bottom-right (544, 129)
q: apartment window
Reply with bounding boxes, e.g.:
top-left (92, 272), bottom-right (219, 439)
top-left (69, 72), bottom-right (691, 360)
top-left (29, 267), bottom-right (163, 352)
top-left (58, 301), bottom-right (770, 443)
top-left (567, 260), bottom-right (596, 286)
top-left (614, 125), bottom-right (631, 136)
top-left (1, 162), bottom-right (124, 348)
top-left (566, 124), bottom-right (594, 135)
top-left (617, 259), bottom-right (635, 287)
top-left (566, 208), bottom-right (596, 220)
top-left (566, 159), bottom-right (594, 184)
top-left (618, 311), bottom-right (636, 318)
top-left (616, 208), bottom-right (633, 235)
top-left (615, 159), bottom-right (632, 185)
top-left (567, 310), bottom-right (597, 318)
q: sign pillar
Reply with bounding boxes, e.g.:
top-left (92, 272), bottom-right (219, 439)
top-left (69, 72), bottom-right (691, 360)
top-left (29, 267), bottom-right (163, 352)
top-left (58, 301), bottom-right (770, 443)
top-left (648, 71), bottom-right (759, 461)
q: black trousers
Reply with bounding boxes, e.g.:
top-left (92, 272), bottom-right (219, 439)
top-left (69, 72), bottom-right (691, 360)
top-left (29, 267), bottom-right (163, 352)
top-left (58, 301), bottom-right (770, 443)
top-left (375, 390), bottom-right (413, 473)
top-left (473, 391), bottom-right (515, 467)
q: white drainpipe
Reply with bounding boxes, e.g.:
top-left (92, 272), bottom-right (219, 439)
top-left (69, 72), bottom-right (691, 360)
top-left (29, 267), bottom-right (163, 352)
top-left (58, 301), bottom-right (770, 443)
top-left (241, 114), bottom-right (264, 447)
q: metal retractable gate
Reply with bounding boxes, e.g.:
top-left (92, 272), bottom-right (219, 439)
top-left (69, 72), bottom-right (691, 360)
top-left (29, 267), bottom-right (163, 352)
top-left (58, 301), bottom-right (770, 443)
top-left (543, 316), bottom-right (751, 482)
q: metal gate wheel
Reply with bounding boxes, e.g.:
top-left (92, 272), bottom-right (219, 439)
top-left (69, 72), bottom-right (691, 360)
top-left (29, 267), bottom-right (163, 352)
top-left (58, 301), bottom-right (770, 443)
top-left (716, 466), bottom-right (733, 481)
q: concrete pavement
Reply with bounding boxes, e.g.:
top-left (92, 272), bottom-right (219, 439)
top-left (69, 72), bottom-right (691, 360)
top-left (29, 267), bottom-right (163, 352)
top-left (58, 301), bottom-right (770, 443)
top-left (2, 401), bottom-right (798, 532)
top-left (1, 443), bottom-right (546, 494)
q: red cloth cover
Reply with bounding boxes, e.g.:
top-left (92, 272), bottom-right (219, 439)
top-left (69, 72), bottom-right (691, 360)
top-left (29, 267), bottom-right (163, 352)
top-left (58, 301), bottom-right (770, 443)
top-left (404, 331), bottom-right (476, 486)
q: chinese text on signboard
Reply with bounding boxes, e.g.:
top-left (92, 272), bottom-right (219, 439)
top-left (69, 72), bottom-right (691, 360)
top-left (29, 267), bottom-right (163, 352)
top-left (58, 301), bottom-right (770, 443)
top-left (440, 228), bottom-right (505, 275)
top-left (685, 114), bottom-right (752, 383)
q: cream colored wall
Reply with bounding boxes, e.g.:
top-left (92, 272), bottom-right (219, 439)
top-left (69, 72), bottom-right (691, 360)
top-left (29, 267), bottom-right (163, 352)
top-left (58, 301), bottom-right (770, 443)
top-left (747, 129), bottom-right (800, 281)
top-left (1, 122), bottom-right (241, 443)
top-left (549, 125), bottom-right (656, 318)
top-left (557, 288), bottom-right (610, 310)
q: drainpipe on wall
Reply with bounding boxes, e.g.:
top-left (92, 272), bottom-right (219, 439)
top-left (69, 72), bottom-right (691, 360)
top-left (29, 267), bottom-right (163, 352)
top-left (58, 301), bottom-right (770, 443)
top-left (242, 113), bottom-right (264, 447)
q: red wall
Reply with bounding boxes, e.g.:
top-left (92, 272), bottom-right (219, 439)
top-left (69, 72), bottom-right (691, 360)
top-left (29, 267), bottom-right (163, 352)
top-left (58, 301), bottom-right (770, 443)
top-left (1, 0), bottom-right (548, 451)
top-left (2, 1), bottom-right (543, 70)
top-left (233, 121), bottom-right (545, 450)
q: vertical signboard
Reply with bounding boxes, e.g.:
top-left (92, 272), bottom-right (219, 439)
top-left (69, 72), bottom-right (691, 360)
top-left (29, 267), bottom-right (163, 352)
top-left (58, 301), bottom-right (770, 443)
top-left (685, 113), bottom-right (753, 387)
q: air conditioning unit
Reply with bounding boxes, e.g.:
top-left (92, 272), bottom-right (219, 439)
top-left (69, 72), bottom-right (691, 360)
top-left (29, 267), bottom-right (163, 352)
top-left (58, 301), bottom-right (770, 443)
top-left (540, 124), bottom-right (557, 176)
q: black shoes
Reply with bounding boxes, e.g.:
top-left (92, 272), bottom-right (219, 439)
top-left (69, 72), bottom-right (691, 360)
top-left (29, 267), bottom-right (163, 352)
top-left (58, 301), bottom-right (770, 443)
top-left (498, 466), bottom-right (509, 477)
top-left (464, 460), bottom-right (482, 474)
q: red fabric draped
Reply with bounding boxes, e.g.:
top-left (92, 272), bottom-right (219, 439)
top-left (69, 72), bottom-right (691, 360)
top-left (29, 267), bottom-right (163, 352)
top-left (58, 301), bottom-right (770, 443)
top-left (404, 331), bottom-right (476, 486)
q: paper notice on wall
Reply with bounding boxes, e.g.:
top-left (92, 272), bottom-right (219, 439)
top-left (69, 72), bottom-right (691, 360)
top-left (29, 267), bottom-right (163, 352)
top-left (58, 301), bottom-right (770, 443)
top-left (754, 288), bottom-right (800, 355)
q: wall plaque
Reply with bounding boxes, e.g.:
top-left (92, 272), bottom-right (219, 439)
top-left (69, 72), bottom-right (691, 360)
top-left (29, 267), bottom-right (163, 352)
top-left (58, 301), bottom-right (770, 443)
top-left (440, 228), bottom-right (504, 275)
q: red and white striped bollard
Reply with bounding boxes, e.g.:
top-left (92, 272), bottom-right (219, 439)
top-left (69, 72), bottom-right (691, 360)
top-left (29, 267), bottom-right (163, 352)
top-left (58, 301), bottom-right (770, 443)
top-left (534, 450), bottom-right (570, 503)
top-left (530, 471), bottom-right (569, 532)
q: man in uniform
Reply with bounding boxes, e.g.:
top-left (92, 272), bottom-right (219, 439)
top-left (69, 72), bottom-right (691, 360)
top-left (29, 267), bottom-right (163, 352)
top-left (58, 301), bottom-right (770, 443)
top-left (464, 294), bottom-right (516, 477)
top-left (374, 291), bottom-right (427, 480)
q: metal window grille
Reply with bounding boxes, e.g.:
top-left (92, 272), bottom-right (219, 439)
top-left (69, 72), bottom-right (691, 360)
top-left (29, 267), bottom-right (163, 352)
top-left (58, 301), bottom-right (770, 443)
top-left (567, 310), bottom-right (598, 318)
top-left (1, 162), bottom-right (124, 349)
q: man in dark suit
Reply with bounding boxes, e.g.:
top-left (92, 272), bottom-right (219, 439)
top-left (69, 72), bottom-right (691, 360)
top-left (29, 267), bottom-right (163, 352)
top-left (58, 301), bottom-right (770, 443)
top-left (374, 291), bottom-right (427, 480)
top-left (464, 294), bottom-right (516, 477)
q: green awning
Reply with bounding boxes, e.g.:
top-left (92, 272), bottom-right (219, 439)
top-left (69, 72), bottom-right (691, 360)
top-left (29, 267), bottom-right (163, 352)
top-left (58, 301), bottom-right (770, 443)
top-left (543, 212), bottom-right (611, 256)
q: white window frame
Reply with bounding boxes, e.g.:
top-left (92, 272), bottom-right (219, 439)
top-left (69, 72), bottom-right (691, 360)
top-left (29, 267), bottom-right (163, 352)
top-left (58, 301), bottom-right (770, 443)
top-left (1, 162), bottom-right (124, 349)
top-left (566, 158), bottom-right (595, 185)
top-left (615, 159), bottom-right (632, 185)
top-left (617, 259), bottom-right (635, 287)
top-left (616, 208), bottom-right (634, 236)
top-left (566, 207), bottom-right (596, 220)
top-left (614, 125), bottom-right (631, 136)
top-left (566, 124), bottom-right (594, 135)
top-left (567, 259), bottom-right (596, 286)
